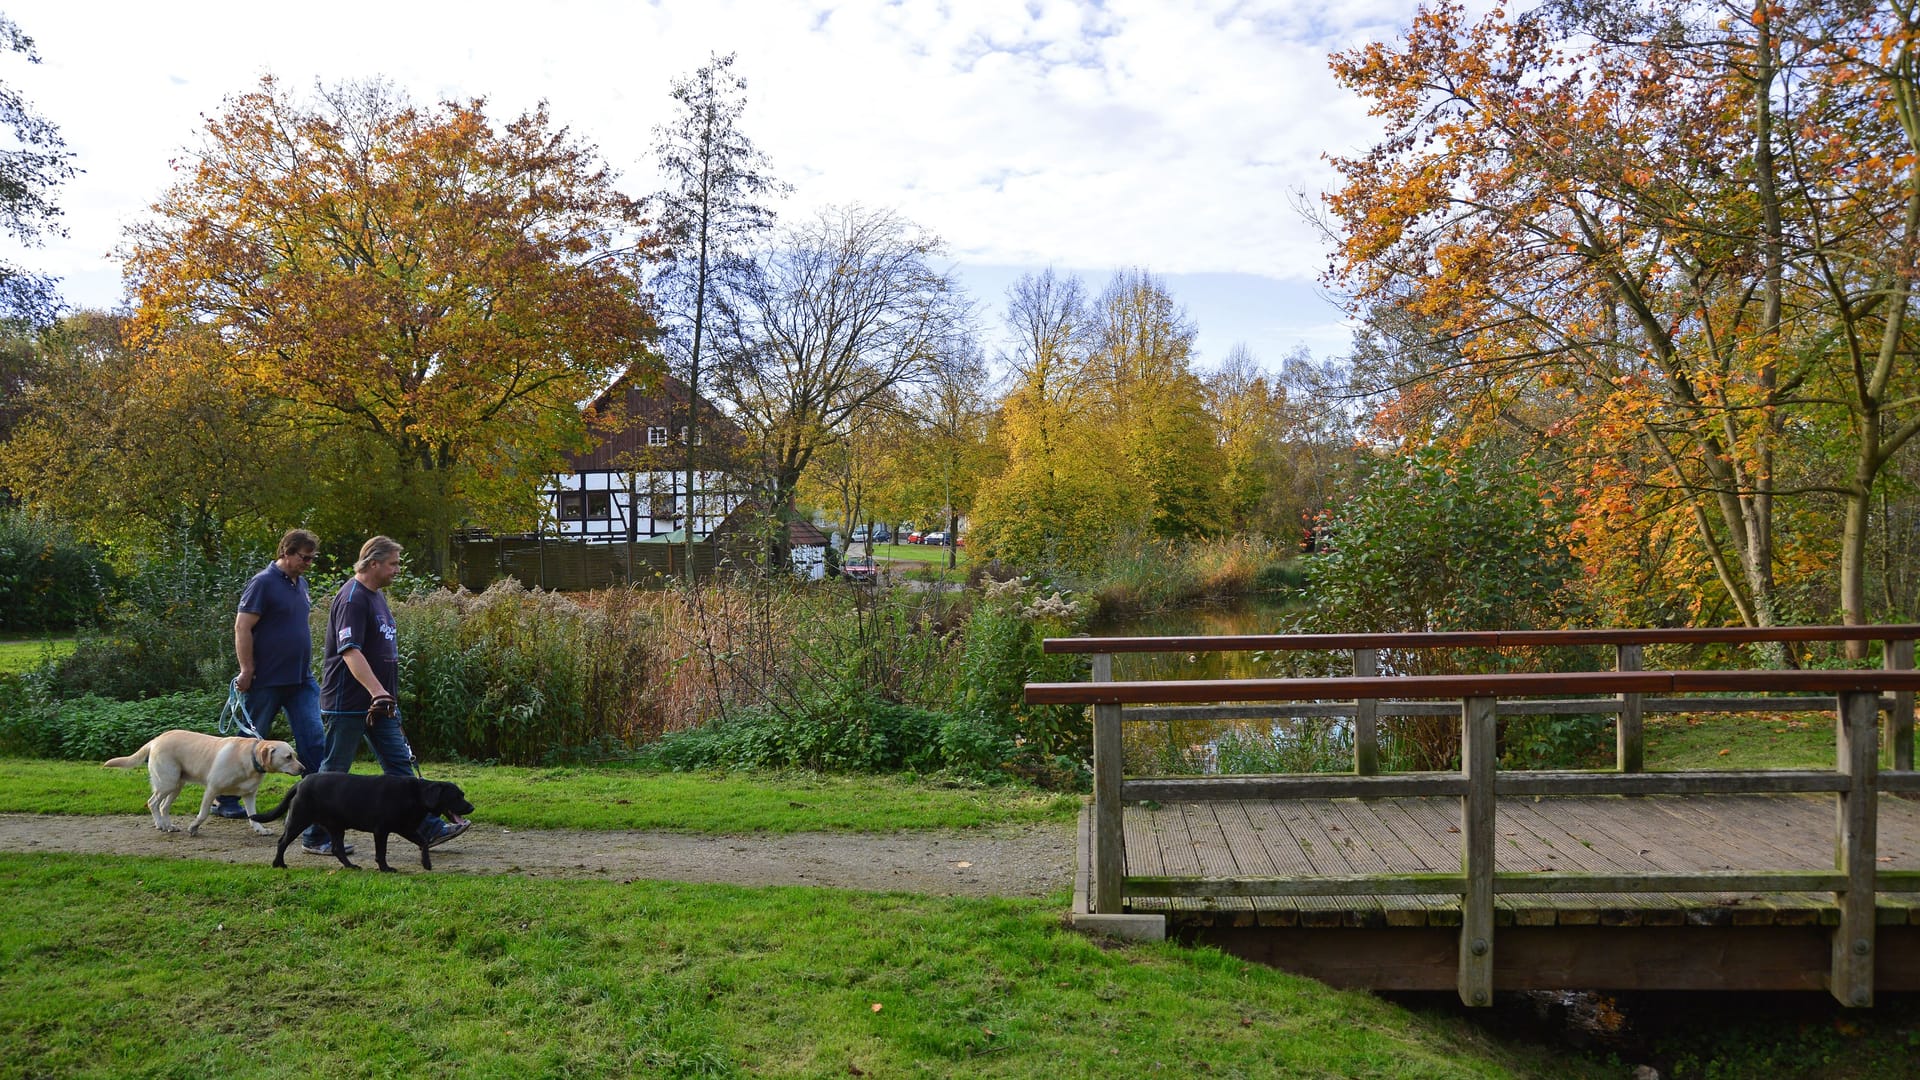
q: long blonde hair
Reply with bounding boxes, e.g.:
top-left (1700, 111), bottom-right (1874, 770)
top-left (355, 535), bottom-right (403, 573)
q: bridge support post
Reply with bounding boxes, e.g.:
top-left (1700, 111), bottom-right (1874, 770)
top-left (1885, 638), bottom-right (1914, 772)
top-left (1353, 648), bottom-right (1379, 775)
top-left (1092, 653), bottom-right (1126, 915)
top-left (1458, 694), bottom-right (1497, 1007)
top-left (1616, 644), bottom-right (1644, 773)
top-left (1833, 689), bottom-right (1879, 1008)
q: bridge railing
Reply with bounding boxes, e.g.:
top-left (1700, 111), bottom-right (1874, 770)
top-left (1025, 626), bottom-right (1920, 1008)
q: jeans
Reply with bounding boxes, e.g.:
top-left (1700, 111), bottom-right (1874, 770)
top-left (321, 708), bottom-right (445, 840)
top-left (239, 676), bottom-right (325, 773)
top-left (221, 676), bottom-right (329, 846)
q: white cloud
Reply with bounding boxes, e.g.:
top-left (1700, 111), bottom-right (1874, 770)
top-left (2, 0), bottom-right (1431, 359)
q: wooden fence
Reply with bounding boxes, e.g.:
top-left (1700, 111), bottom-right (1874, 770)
top-left (450, 534), bottom-right (736, 591)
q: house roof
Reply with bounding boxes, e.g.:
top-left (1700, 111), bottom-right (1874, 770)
top-left (788, 521), bottom-right (829, 548)
top-left (567, 369), bottom-right (747, 472)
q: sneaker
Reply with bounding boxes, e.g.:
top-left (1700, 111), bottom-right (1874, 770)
top-left (425, 818), bottom-right (471, 849)
top-left (215, 799), bottom-right (250, 819)
top-left (300, 839), bottom-right (356, 856)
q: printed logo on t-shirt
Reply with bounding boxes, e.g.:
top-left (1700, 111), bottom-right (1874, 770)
top-left (337, 626), bottom-right (354, 645)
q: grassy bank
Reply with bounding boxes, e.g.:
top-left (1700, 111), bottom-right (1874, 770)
top-left (0, 758), bottom-right (1081, 833)
top-left (0, 853), bottom-right (1593, 1079)
top-left (1645, 710), bottom-right (1852, 771)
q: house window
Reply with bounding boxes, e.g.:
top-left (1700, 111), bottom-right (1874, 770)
top-left (677, 427), bottom-right (704, 446)
top-left (558, 492), bottom-right (585, 520)
top-left (586, 491), bottom-right (612, 519)
top-left (647, 426), bottom-right (668, 447)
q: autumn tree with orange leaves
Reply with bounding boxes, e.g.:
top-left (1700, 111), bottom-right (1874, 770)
top-left (1328, 0), bottom-right (1920, 641)
top-left (122, 77), bottom-right (658, 572)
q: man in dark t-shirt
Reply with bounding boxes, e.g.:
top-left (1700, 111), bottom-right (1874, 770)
top-left (216, 528), bottom-right (327, 824)
top-left (317, 535), bottom-right (469, 851)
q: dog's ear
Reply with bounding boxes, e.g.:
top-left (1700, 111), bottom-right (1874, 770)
top-left (254, 741), bottom-right (272, 772)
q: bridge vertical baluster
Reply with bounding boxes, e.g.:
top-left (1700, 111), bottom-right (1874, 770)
top-left (1885, 638), bottom-right (1914, 772)
top-left (1458, 694), bottom-right (1497, 1007)
top-left (1353, 648), bottom-right (1379, 775)
top-left (1832, 690), bottom-right (1879, 1008)
top-left (1092, 653), bottom-right (1125, 915)
top-left (1616, 643), bottom-right (1644, 773)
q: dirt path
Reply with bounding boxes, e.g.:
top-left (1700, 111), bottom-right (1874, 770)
top-left (0, 812), bottom-right (1077, 898)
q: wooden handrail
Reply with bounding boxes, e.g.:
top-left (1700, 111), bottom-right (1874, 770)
top-left (1042, 624), bottom-right (1920, 654)
top-left (1024, 668), bottom-right (1920, 705)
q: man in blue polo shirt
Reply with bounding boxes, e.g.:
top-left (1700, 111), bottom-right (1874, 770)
top-left (318, 535), bottom-right (468, 851)
top-left (216, 529), bottom-right (337, 853)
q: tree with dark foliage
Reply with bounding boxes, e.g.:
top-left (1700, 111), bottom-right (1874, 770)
top-left (0, 15), bottom-right (75, 328)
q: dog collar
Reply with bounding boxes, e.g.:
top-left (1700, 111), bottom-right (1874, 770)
top-left (249, 738), bottom-right (267, 774)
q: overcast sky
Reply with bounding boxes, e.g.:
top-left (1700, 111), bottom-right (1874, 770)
top-left (4, 0), bottom-right (1443, 371)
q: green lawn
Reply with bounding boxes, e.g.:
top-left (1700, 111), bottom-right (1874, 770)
top-left (872, 541), bottom-right (966, 566)
top-left (0, 852), bottom-right (1596, 1079)
top-left (1644, 709), bottom-right (1846, 771)
top-left (0, 758), bottom-right (1081, 833)
top-left (0, 633), bottom-right (75, 674)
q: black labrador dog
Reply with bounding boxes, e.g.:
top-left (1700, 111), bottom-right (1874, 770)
top-left (252, 772), bottom-right (474, 871)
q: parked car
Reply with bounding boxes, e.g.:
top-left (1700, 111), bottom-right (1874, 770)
top-left (906, 529), bottom-right (924, 544)
top-left (843, 554), bottom-right (878, 584)
top-left (872, 524), bottom-right (893, 543)
top-left (922, 530), bottom-right (950, 545)
top-left (849, 527), bottom-right (870, 544)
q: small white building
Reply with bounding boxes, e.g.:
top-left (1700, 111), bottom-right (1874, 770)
top-left (788, 520), bottom-right (830, 580)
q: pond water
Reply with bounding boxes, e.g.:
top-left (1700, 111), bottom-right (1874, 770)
top-left (1086, 597), bottom-right (1358, 774)
top-left (1090, 596), bottom-right (1313, 681)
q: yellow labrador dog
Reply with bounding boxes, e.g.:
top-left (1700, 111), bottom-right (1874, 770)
top-left (104, 730), bottom-right (304, 836)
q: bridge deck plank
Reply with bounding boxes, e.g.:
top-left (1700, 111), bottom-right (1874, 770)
top-left (1123, 792), bottom-right (1920, 928)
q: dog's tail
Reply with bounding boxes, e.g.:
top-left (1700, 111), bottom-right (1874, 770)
top-left (248, 780), bottom-right (300, 823)
top-left (103, 741), bottom-right (155, 769)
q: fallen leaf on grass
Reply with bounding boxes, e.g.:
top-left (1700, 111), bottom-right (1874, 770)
top-left (1717, 748), bottom-right (1731, 756)
top-left (952, 861), bottom-right (972, 869)
top-left (871, 1003), bottom-right (883, 1013)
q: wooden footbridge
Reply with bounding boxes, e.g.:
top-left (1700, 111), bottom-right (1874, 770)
top-left (1024, 627), bottom-right (1920, 1006)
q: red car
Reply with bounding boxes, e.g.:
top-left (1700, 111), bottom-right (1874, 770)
top-left (844, 555), bottom-right (878, 584)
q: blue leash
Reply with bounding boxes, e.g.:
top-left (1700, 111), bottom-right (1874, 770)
top-left (219, 678), bottom-right (263, 739)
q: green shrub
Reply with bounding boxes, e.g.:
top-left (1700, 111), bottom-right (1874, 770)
top-left (0, 685), bottom-right (223, 760)
top-left (947, 577), bottom-right (1090, 770)
top-left (49, 545), bottom-right (263, 700)
top-left (1498, 712), bottom-right (1613, 770)
top-left (0, 510), bottom-right (115, 632)
top-left (637, 697), bottom-right (947, 774)
top-left (1295, 444), bottom-right (1592, 769)
top-left (1301, 444), bottom-right (1586, 636)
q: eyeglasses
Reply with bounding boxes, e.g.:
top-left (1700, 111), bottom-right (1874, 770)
top-left (292, 552), bottom-right (317, 562)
